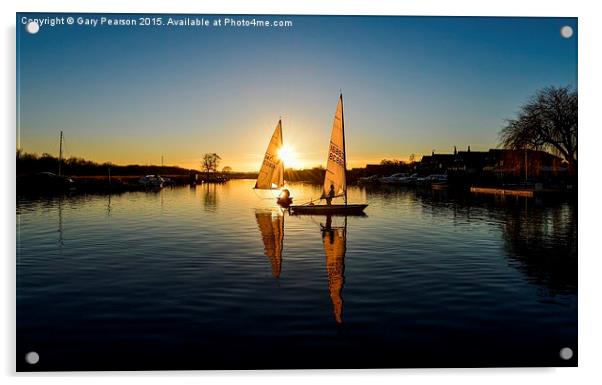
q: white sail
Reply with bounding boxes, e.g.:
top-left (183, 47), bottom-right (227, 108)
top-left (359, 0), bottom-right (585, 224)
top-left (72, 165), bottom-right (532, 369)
top-left (322, 95), bottom-right (346, 200)
top-left (255, 120), bottom-right (284, 189)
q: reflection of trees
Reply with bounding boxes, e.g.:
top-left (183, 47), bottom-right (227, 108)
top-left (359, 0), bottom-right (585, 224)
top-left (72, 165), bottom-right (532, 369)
top-left (403, 188), bottom-right (577, 296)
top-left (501, 203), bottom-right (577, 295)
top-left (202, 183), bottom-right (218, 212)
top-left (359, 185), bottom-right (417, 206)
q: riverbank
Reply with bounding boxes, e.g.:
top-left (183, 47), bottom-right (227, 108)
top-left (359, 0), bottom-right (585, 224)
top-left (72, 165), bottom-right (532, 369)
top-left (16, 173), bottom-right (242, 195)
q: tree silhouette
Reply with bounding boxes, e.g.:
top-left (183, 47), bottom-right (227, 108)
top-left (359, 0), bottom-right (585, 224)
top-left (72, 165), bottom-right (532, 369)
top-left (499, 86), bottom-right (577, 175)
top-left (201, 153), bottom-right (221, 173)
top-left (380, 159), bottom-right (405, 166)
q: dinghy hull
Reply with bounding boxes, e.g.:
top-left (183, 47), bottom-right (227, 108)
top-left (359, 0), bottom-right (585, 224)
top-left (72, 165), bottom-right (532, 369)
top-left (289, 204), bottom-right (367, 216)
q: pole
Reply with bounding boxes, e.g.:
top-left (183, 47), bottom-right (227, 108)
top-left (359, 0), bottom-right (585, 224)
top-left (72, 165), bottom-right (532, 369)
top-left (58, 130), bottom-right (63, 176)
top-left (340, 93), bottom-right (348, 205)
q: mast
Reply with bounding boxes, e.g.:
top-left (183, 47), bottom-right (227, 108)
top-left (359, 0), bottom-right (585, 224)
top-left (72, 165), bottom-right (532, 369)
top-left (340, 93), bottom-right (347, 205)
top-left (58, 130), bottom-right (63, 176)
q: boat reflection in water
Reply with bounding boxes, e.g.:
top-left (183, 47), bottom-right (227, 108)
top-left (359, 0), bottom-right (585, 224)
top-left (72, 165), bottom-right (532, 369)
top-left (255, 210), bottom-right (284, 278)
top-left (16, 182), bottom-right (577, 369)
top-left (255, 210), bottom-right (348, 323)
top-left (320, 215), bottom-right (347, 324)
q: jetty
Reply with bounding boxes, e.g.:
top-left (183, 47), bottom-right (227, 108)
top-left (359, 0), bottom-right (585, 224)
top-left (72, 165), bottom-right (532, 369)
top-left (470, 186), bottom-right (535, 197)
top-left (469, 186), bottom-right (573, 198)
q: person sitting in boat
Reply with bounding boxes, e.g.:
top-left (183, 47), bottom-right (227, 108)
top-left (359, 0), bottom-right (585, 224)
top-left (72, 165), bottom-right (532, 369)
top-left (279, 189), bottom-right (290, 200)
top-left (326, 183), bottom-right (335, 206)
top-left (277, 188), bottom-right (292, 207)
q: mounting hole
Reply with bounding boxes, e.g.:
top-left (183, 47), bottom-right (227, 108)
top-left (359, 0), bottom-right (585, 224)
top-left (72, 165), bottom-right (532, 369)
top-left (25, 351), bottom-right (39, 364)
top-left (560, 26), bottom-right (573, 39)
top-left (25, 21), bottom-right (40, 34)
top-left (559, 347), bottom-right (573, 360)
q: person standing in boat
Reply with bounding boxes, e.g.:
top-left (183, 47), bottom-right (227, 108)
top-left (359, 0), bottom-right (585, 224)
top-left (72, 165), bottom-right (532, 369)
top-left (326, 183), bottom-right (335, 206)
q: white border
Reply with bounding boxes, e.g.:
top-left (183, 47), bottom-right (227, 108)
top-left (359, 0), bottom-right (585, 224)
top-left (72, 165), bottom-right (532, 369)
top-left (3, 1), bottom-right (601, 384)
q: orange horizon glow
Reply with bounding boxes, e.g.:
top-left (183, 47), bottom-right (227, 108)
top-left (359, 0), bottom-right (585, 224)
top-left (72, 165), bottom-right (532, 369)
top-left (18, 121), bottom-right (492, 172)
top-left (16, 148), bottom-right (430, 172)
top-left (17, 143), bottom-right (487, 173)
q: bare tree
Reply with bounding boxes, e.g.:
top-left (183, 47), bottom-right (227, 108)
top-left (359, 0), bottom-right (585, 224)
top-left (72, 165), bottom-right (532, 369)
top-left (380, 159), bottom-right (405, 166)
top-left (202, 153), bottom-right (221, 173)
top-left (222, 166), bottom-right (232, 174)
top-left (499, 86), bottom-right (577, 175)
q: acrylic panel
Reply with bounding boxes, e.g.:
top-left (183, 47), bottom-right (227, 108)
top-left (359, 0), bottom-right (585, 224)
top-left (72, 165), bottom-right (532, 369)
top-left (16, 13), bottom-right (577, 371)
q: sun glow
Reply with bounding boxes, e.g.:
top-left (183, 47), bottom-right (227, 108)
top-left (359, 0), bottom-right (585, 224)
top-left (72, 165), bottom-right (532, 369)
top-left (278, 145), bottom-right (300, 169)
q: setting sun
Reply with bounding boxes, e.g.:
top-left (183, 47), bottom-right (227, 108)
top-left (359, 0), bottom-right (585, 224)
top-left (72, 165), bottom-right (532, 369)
top-left (278, 144), bottom-right (300, 169)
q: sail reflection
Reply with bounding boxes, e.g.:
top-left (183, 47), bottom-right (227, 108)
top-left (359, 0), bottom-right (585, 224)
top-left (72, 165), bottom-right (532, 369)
top-left (255, 211), bottom-right (284, 278)
top-left (254, 210), bottom-right (349, 323)
top-left (321, 215), bottom-right (347, 324)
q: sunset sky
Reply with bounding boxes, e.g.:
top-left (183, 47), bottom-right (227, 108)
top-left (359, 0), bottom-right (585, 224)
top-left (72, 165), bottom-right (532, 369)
top-left (17, 14), bottom-right (577, 171)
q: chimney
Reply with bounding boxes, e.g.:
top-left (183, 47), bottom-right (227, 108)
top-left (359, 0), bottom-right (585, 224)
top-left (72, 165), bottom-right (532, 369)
top-left (467, 145), bottom-right (471, 153)
top-left (454, 146), bottom-right (457, 155)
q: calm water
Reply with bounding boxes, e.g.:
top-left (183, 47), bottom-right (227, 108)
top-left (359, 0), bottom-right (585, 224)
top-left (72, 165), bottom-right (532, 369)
top-left (16, 180), bottom-right (577, 370)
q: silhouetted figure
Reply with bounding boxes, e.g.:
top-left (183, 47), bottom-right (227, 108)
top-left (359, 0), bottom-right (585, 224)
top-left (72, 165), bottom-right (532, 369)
top-left (326, 184), bottom-right (335, 206)
top-left (277, 188), bottom-right (293, 207)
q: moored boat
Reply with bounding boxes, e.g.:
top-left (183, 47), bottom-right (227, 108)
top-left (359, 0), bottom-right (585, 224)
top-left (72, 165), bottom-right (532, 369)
top-left (357, 174), bottom-right (380, 184)
top-left (138, 174), bottom-right (165, 188)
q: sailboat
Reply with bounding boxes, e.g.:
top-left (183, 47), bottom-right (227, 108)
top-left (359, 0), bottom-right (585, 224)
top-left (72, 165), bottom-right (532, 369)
top-left (255, 119), bottom-right (293, 206)
top-left (289, 94), bottom-right (367, 215)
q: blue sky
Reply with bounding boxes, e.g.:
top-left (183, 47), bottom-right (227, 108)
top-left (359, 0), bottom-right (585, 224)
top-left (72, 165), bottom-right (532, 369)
top-left (17, 14), bottom-right (577, 170)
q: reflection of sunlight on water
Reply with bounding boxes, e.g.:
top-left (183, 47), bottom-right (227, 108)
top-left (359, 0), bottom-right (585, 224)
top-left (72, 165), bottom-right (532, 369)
top-left (16, 179), bottom-right (577, 368)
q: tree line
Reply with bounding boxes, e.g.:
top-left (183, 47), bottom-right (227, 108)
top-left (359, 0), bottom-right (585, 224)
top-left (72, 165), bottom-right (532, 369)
top-left (16, 151), bottom-right (195, 176)
top-left (17, 151), bottom-right (235, 177)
